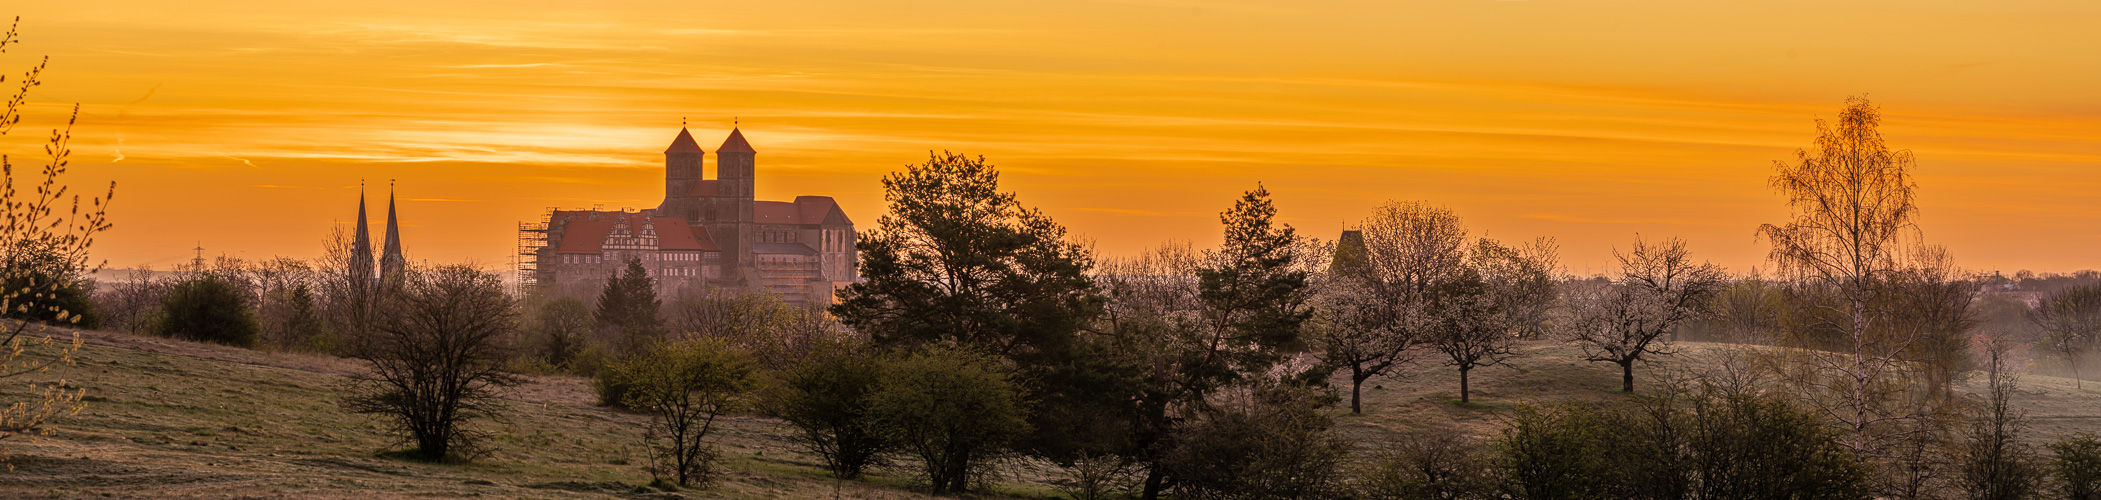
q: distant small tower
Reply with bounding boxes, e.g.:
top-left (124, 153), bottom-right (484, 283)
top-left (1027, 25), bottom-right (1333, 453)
top-left (351, 183), bottom-right (375, 285)
top-left (380, 181), bottom-right (407, 282)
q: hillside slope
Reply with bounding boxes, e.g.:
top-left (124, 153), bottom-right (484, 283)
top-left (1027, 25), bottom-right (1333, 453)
top-left (0, 330), bottom-right (977, 499)
top-left (0, 330), bottom-right (2095, 498)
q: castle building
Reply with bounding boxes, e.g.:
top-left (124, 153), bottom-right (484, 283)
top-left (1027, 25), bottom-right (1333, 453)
top-left (522, 127), bottom-right (857, 305)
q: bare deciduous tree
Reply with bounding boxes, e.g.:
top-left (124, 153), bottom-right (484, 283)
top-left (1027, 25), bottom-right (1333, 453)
top-left (1430, 238), bottom-right (1556, 403)
top-left (342, 264), bottom-right (518, 461)
top-left (318, 226), bottom-right (378, 354)
top-left (1955, 335), bottom-right (2047, 500)
top-left (1561, 236), bottom-right (1724, 392)
top-left (250, 256), bottom-right (320, 349)
top-left (1317, 201), bottom-right (1468, 414)
top-left (672, 289), bottom-right (843, 371)
top-left (1757, 95), bottom-right (1935, 459)
top-left (0, 16), bottom-right (112, 458)
top-left (1699, 276), bottom-right (1783, 343)
top-left (1888, 247), bottom-right (1977, 403)
top-left (612, 338), bottom-right (755, 487)
top-left (97, 266), bottom-right (167, 335)
top-left (2030, 284), bottom-right (2101, 389)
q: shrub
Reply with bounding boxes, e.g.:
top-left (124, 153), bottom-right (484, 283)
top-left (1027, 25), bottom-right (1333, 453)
top-left (1, 270), bottom-right (102, 330)
top-left (1492, 391), bottom-right (1868, 500)
top-left (1052, 452), bottom-right (1141, 500)
top-left (1355, 431), bottom-right (1498, 500)
top-left (1679, 391), bottom-right (1868, 500)
top-left (2053, 433), bottom-right (2101, 500)
top-left (278, 284), bottom-right (324, 349)
top-left (155, 273), bottom-right (260, 347)
top-left (613, 338), bottom-right (755, 487)
top-left (340, 265), bottom-right (517, 462)
top-left (868, 347), bottom-right (1029, 495)
top-left (530, 297), bottom-right (592, 370)
top-left (1162, 382), bottom-right (1352, 500)
top-left (1955, 364), bottom-right (2047, 500)
top-left (1494, 404), bottom-right (1612, 500)
top-left (592, 351), bottom-right (650, 409)
top-left (756, 335), bottom-right (889, 480)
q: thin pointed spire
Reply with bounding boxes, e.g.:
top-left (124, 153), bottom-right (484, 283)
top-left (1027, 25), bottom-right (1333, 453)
top-left (381, 180), bottom-right (406, 280)
top-left (351, 181), bottom-right (374, 283)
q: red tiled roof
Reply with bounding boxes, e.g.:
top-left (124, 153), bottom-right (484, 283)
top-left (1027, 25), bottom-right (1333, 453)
top-left (718, 128), bottom-right (755, 154)
top-left (665, 128), bottom-right (704, 154)
top-left (794, 196), bottom-right (840, 225)
top-left (751, 197), bottom-right (848, 225)
top-left (754, 201), bottom-right (800, 224)
top-left (653, 216), bottom-right (718, 251)
top-left (690, 226), bottom-right (718, 251)
top-left (689, 179), bottom-right (719, 196)
top-left (553, 211), bottom-right (717, 253)
top-left (555, 219), bottom-right (614, 254)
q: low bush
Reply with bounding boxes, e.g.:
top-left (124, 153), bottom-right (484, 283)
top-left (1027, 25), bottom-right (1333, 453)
top-left (2053, 433), bottom-right (2101, 500)
top-left (1, 270), bottom-right (103, 329)
top-left (868, 347), bottom-right (1028, 496)
top-left (1489, 388), bottom-right (1868, 500)
top-left (340, 265), bottom-right (517, 462)
top-left (1355, 431), bottom-right (1498, 500)
top-left (155, 273), bottom-right (260, 347)
top-left (756, 335), bottom-right (889, 480)
top-left (1495, 403), bottom-right (1613, 500)
top-left (1161, 382), bottom-right (1352, 500)
top-left (613, 338), bottom-right (755, 487)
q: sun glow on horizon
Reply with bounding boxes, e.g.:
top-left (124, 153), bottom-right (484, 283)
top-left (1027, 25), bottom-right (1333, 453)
top-left (4, 0), bottom-right (2098, 276)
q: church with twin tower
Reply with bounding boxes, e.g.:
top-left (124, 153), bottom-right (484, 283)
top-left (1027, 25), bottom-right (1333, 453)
top-left (521, 126), bottom-right (858, 306)
top-left (348, 184), bottom-right (408, 286)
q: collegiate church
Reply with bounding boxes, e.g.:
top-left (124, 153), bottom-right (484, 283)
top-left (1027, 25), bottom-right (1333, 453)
top-left (523, 127), bottom-right (857, 306)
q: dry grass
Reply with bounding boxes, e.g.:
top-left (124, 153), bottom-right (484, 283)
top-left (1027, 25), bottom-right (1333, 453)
top-left (0, 330), bottom-right (2094, 498)
top-left (0, 329), bottom-right (1038, 499)
top-left (1334, 340), bottom-right (2101, 452)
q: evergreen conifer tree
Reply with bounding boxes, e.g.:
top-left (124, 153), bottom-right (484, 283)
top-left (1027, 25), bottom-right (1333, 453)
top-left (597, 257), bottom-right (663, 350)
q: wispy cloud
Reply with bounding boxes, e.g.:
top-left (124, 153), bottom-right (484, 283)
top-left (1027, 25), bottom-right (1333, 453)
top-left (1517, 213), bottom-right (1734, 227)
top-left (444, 63), bottom-right (561, 69)
top-left (1070, 208), bottom-right (1205, 217)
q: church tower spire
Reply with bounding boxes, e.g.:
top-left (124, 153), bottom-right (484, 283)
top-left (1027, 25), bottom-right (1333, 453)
top-left (717, 127), bottom-right (756, 198)
top-left (716, 126), bottom-right (758, 286)
top-left (381, 180), bottom-right (406, 281)
top-left (664, 125), bottom-right (704, 200)
top-left (351, 182), bottom-right (374, 284)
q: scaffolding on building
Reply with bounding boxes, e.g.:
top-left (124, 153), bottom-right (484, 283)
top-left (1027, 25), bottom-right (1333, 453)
top-left (514, 208), bottom-right (553, 296)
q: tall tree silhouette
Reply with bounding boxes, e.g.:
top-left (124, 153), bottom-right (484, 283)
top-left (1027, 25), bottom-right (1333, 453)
top-left (597, 257), bottom-right (663, 351)
top-left (832, 151), bottom-right (1100, 361)
top-left (1758, 95), bottom-right (1935, 460)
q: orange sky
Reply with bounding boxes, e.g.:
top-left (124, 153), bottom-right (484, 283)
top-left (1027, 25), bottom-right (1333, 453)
top-left (5, 0), bottom-right (2098, 277)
